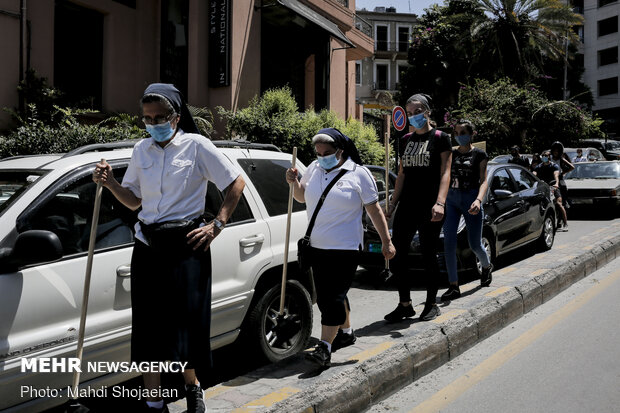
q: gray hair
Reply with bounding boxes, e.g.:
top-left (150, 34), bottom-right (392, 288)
top-left (406, 93), bottom-right (432, 112)
top-left (312, 133), bottom-right (336, 146)
top-left (140, 93), bottom-right (177, 116)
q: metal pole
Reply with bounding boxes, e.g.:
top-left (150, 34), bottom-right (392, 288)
top-left (18, 0), bottom-right (26, 112)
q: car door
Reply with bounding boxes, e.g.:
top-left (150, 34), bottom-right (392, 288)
top-left (485, 167), bottom-right (523, 252)
top-left (507, 166), bottom-right (545, 243)
top-left (1, 162), bottom-right (135, 410)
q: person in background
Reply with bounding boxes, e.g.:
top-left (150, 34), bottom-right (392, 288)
top-left (573, 148), bottom-right (588, 163)
top-left (383, 93), bottom-right (452, 323)
top-left (441, 120), bottom-right (493, 301)
top-left (533, 150), bottom-right (567, 231)
top-left (588, 151), bottom-right (598, 161)
top-left (550, 141), bottom-right (574, 230)
top-left (94, 83), bottom-right (245, 413)
top-left (530, 153), bottom-right (542, 172)
top-left (508, 145), bottom-right (530, 169)
top-left (285, 128), bottom-right (395, 368)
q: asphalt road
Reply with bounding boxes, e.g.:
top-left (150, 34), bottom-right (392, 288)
top-left (367, 245), bottom-right (620, 413)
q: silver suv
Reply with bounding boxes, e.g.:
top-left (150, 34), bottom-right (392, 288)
top-left (0, 141), bottom-right (312, 412)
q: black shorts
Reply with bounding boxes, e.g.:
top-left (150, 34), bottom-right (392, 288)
top-left (130, 239), bottom-right (212, 371)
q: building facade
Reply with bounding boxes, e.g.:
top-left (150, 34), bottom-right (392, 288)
top-left (354, 6), bottom-right (417, 108)
top-left (581, 0), bottom-right (620, 135)
top-left (0, 0), bottom-right (374, 134)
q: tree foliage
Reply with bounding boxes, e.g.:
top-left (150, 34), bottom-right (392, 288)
top-left (218, 87), bottom-right (384, 166)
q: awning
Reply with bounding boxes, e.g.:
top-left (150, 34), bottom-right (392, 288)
top-left (277, 0), bottom-right (354, 47)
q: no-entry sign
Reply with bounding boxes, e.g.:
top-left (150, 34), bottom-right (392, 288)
top-left (392, 106), bottom-right (407, 132)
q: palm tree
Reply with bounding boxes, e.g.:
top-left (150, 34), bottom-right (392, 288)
top-left (467, 0), bottom-right (583, 84)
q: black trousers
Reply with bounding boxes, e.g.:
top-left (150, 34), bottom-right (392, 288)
top-left (390, 201), bottom-right (443, 304)
top-left (309, 247), bottom-right (359, 326)
top-left (130, 239), bottom-right (212, 374)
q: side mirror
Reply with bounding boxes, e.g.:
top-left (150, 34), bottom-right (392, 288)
top-left (493, 189), bottom-right (513, 199)
top-left (0, 230), bottom-right (63, 273)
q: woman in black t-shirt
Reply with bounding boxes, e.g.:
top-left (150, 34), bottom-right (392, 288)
top-left (441, 120), bottom-right (493, 301)
top-left (384, 93), bottom-right (452, 322)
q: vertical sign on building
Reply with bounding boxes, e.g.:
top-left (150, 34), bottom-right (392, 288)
top-left (209, 0), bottom-right (230, 87)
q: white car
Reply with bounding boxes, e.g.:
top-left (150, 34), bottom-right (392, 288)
top-left (0, 141), bottom-right (311, 412)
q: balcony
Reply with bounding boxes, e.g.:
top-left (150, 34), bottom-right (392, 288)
top-left (354, 14), bottom-right (372, 37)
top-left (375, 41), bottom-right (410, 53)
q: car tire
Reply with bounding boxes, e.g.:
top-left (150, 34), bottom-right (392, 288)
top-left (475, 234), bottom-right (495, 276)
top-left (247, 279), bottom-right (312, 363)
top-left (537, 213), bottom-right (555, 251)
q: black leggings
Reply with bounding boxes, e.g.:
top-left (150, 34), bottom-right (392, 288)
top-left (309, 247), bottom-right (359, 326)
top-left (390, 202), bottom-right (443, 304)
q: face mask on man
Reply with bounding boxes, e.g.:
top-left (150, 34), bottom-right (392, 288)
top-left (455, 135), bottom-right (471, 146)
top-left (588, 155), bottom-right (596, 161)
top-left (146, 121), bottom-right (175, 142)
top-left (541, 155), bottom-right (550, 163)
top-left (408, 112), bottom-right (427, 129)
top-left (317, 153), bottom-right (340, 170)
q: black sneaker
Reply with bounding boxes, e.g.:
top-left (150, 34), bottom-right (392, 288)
top-left (384, 303), bottom-right (416, 323)
top-left (185, 384), bottom-right (206, 413)
top-left (332, 329), bottom-right (356, 352)
top-left (480, 264), bottom-right (493, 287)
top-left (419, 303), bottom-right (440, 321)
top-left (441, 286), bottom-right (461, 301)
top-left (305, 341), bottom-right (331, 367)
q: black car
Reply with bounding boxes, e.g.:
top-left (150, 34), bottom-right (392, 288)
top-left (361, 164), bottom-right (556, 276)
top-left (580, 139), bottom-right (620, 161)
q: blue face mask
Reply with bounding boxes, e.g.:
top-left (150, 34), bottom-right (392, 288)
top-left (146, 121), bottom-right (175, 143)
top-left (455, 134), bottom-right (471, 146)
top-left (317, 153), bottom-right (340, 170)
top-left (541, 156), bottom-right (549, 163)
top-left (408, 112), bottom-right (427, 129)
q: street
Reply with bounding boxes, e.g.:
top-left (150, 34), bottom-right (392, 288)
top-left (367, 243), bottom-right (620, 413)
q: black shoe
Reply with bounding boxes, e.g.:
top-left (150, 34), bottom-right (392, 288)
top-left (480, 264), bottom-right (493, 287)
top-left (441, 285), bottom-right (461, 301)
top-left (305, 341), bottom-right (331, 367)
top-left (332, 329), bottom-right (356, 352)
top-left (384, 303), bottom-right (415, 322)
top-left (185, 384), bottom-right (206, 413)
top-left (143, 403), bottom-right (169, 413)
top-left (419, 303), bottom-right (440, 321)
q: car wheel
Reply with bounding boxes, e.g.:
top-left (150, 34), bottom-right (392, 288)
top-left (247, 279), bottom-right (312, 363)
top-left (475, 235), bottom-right (494, 276)
top-left (537, 213), bottom-right (555, 251)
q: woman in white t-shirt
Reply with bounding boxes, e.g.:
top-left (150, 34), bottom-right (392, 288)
top-left (286, 128), bottom-right (395, 368)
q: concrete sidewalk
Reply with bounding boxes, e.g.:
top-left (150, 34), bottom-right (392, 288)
top-left (171, 222), bottom-right (620, 413)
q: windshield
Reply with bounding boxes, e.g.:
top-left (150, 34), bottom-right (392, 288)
top-left (565, 162), bottom-right (620, 179)
top-left (605, 141), bottom-right (620, 151)
top-left (0, 171), bottom-right (45, 214)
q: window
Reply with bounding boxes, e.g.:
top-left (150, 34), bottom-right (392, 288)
top-left (237, 159), bottom-right (305, 216)
top-left (599, 77), bottom-right (618, 96)
top-left (369, 169), bottom-right (394, 193)
top-left (598, 16), bottom-right (618, 37)
top-left (20, 168), bottom-right (137, 256)
top-left (397, 26), bottom-right (410, 52)
top-left (376, 25), bottom-right (388, 51)
top-left (375, 63), bottom-right (389, 90)
top-left (355, 62), bottom-right (362, 85)
top-left (599, 0), bottom-right (617, 7)
top-left (203, 182), bottom-right (253, 225)
top-left (509, 168), bottom-right (537, 191)
top-left (598, 47), bottom-right (618, 66)
top-left (490, 169), bottom-right (516, 193)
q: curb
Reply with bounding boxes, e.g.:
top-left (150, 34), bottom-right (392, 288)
top-left (264, 232), bottom-right (620, 413)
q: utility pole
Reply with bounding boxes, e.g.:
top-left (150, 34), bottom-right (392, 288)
top-left (562, 0), bottom-right (570, 101)
top-left (19, 0), bottom-right (27, 112)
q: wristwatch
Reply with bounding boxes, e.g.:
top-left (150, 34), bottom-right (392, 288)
top-left (213, 218), bottom-right (226, 231)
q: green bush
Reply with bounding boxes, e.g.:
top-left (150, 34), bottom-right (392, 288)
top-left (218, 87), bottom-right (384, 166)
top-left (0, 105), bottom-right (147, 158)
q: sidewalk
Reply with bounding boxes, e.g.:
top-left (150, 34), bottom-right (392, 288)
top-left (171, 222), bottom-right (620, 413)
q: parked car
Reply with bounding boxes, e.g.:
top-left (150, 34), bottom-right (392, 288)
top-left (489, 154), bottom-right (533, 165)
top-left (0, 141), bottom-right (311, 412)
top-left (361, 164), bottom-right (556, 277)
top-left (364, 164), bottom-right (396, 202)
top-left (579, 139), bottom-right (620, 160)
top-left (563, 147), bottom-right (604, 162)
top-left (564, 161), bottom-right (620, 215)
